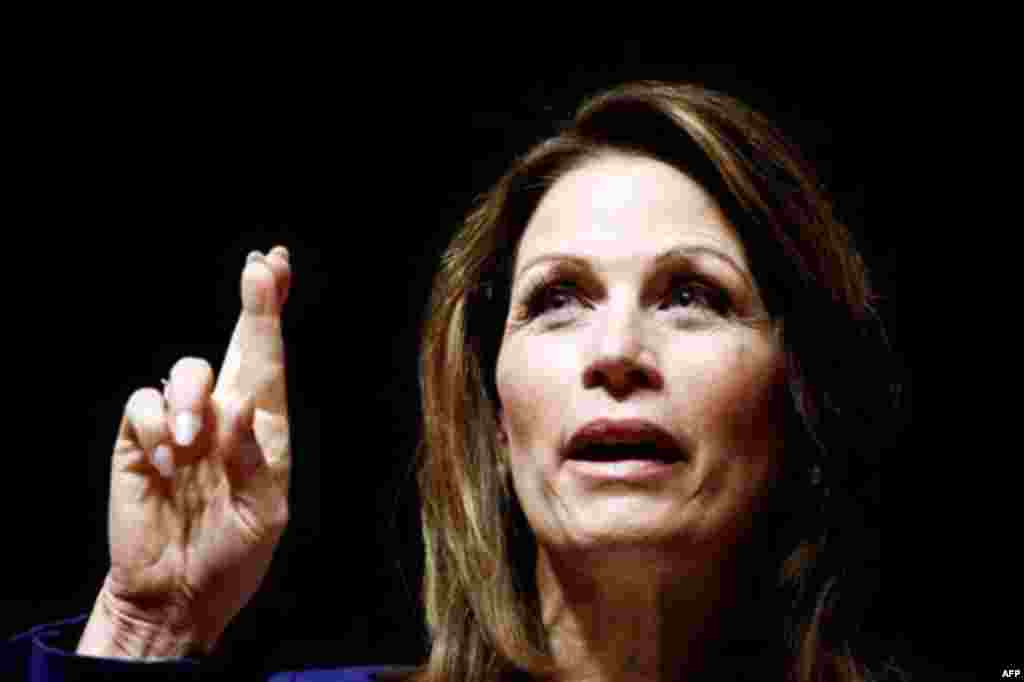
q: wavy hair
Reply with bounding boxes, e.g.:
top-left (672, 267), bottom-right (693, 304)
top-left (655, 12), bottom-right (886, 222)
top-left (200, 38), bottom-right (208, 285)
top-left (413, 81), bottom-right (900, 682)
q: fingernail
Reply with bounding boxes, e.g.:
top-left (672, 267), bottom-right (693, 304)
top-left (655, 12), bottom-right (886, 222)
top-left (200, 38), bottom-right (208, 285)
top-left (174, 411), bottom-right (201, 447)
top-left (153, 444), bottom-right (175, 479)
top-left (247, 250), bottom-right (264, 265)
top-left (271, 246), bottom-right (290, 263)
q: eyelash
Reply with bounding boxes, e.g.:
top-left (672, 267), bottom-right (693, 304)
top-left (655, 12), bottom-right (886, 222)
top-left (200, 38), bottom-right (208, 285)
top-left (520, 274), bottom-right (731, 321)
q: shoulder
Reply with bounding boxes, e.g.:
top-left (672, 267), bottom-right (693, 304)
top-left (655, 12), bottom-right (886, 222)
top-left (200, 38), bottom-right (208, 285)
top-left (269, 665), bottom-right (419, 682)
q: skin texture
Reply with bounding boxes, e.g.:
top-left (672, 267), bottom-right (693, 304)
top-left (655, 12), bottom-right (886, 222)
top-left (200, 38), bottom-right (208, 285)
top-left (495, 154), bottom-right (787, 681)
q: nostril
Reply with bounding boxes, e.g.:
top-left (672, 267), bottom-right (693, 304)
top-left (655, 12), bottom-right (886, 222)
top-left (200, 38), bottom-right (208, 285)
top-left (583, 358), bottom-right (663, 394)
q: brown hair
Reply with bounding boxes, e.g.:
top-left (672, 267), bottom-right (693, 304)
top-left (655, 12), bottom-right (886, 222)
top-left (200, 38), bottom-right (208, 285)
top-left (414, 81), bottom-right (899, 682)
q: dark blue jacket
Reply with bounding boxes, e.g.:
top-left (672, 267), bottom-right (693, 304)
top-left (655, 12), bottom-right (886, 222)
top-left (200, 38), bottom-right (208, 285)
top-left (4, 614), bottom-right (416, 681)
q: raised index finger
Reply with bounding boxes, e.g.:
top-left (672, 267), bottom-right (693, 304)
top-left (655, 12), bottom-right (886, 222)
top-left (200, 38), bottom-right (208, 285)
top-left (214, 247), bottom-right (291, 418)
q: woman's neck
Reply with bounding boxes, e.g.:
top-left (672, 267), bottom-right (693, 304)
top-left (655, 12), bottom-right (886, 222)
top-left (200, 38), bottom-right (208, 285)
top-left (534, 544), bottom-right (763, 682)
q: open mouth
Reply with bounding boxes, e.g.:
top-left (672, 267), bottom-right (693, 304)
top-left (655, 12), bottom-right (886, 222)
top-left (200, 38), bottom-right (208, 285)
top-left (568, 442), bottom-right (685, 464)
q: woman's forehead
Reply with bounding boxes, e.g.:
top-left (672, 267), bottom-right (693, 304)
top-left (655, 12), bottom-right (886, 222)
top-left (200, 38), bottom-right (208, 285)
top-left (513, 154), bottom-right (749, 279)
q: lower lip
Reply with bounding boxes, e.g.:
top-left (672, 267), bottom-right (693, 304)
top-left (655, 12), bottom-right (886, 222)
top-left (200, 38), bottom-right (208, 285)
top-left (565, 458), bottom-right (683, 481)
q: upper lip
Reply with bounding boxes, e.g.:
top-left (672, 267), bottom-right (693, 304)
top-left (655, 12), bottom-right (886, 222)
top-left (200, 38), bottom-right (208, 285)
top-left (564, 418), bottom-right (687, 461)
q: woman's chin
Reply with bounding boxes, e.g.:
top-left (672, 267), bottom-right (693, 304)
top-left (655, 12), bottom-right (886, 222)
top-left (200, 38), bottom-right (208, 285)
top-left (549, 505), bottom-right (706, 556)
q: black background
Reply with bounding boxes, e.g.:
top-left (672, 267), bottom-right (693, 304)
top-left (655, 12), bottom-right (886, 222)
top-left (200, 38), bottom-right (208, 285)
top-left (2, 57), bottom-right (1015, 678)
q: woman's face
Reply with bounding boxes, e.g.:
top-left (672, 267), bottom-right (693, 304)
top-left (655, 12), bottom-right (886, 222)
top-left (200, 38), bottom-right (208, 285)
top-left (495, 153), bottom-right (786, 560)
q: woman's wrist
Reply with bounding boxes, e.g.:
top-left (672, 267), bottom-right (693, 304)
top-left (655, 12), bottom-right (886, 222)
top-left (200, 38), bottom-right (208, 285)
top-left (76, 581), bottom-right (210, 660)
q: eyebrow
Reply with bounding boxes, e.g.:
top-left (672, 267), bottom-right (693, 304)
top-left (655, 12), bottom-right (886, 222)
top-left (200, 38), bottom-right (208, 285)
top-left (514, 245), bottom-right (754, 290)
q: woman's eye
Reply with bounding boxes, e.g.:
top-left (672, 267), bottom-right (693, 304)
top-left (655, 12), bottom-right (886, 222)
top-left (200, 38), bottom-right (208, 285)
top-left (661, 279), bottom-right (728, 314)
top-left (527, 283), bottom-right (579, 317)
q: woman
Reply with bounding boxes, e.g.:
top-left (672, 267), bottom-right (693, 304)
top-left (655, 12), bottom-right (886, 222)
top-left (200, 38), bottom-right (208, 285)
top-left (4, 81), bottom-right (899, 680)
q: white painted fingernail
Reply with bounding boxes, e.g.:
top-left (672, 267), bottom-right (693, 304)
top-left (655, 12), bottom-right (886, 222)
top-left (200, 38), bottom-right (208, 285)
top-left (153, 445), bottom-right (175, 479)
top-left (174, 411), bottom-right (201, 447)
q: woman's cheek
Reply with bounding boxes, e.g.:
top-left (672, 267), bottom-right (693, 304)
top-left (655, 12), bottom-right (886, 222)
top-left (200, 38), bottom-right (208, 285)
top-left (720, 339), bottom-right (786, 451)
top-left (681, 332), bottom-right (780, 429)
top-left (496, 338), bottom-right (566, 458)
top-left (690, 336), bottom-right (786, 499)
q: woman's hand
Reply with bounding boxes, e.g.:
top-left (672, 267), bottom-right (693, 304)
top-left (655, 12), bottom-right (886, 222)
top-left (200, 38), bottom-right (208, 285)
top-left (77, 246), bottom-right (293, 659)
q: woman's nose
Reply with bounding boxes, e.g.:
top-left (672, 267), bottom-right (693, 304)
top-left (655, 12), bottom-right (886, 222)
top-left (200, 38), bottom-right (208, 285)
top-left (582, 303), bottom-right (664, 398)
